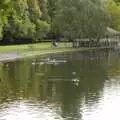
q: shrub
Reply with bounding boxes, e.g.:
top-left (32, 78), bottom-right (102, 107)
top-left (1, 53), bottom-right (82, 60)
top-left (35, 20), bottom-right (50, 40)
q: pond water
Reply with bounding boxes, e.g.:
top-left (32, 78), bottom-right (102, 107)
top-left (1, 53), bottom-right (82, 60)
top-left (0, 49), bottom-right (120, 120)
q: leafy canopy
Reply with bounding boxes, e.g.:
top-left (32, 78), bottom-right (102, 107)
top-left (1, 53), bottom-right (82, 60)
top-left (53, 0), bottom-right (109, 40)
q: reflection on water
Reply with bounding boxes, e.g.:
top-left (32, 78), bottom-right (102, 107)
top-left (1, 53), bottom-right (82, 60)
top-left (0, 100), bottom-right (62, 120)
top-left (82, 78), bottom-right (120, 120)
top-left (0, 50), bottom-right (120, 120)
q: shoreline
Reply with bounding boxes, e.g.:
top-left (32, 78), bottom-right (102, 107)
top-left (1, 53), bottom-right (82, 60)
top-left (0, 46), bottom-right (114, 63)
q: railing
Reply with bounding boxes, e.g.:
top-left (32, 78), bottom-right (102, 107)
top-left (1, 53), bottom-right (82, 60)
top-left (72, 38), bottom-right (119, 48)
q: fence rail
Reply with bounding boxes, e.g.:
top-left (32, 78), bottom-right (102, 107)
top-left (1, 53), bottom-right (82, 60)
top-left (72, 38), bottom-right (120, 48)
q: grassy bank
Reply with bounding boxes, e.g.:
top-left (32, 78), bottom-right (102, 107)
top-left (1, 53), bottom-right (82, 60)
top-left (0, 42), bottom-right (113, 62)
top-left (0, 43), bottom-right (57, 52)
top-left (0, 42), bottom-right (74, 62)
top-left (0, 42), bottom-right (73, 54)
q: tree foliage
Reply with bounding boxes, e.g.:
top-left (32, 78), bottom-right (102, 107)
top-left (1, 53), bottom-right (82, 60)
top-left (0, 0), bottom-right (120, 43)
top-left (0, 0), bottom-right (50, 42)
top-left (39, 0), bottom-right (50, 22)
top-left (47, 0), bottom-right (56, 22)
top-left (53, 0), bottom-right (109, 40)
top-left (105, 0), bottom-right (120, 31)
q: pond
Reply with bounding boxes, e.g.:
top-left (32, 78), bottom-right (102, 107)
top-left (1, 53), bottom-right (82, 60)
top-left (0, 49), bottom-right (120, 120)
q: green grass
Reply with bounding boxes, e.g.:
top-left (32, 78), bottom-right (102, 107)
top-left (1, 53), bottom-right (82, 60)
top-left (0, 42), bottom-right (72, 52)
top-left (19, 42), bottom-right (74, 58)
top-left (0, 42), bottom-right (73, 58)
top-left (0, 42), bottom-right (112, 62)
top-left (0, 43), bottom-right (52, 52)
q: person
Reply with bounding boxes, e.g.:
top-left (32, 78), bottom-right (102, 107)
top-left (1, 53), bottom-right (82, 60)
top-left (51, 40), bottom-right (58, 47)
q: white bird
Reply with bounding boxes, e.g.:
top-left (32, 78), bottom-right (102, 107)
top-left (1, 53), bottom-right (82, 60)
top-left (72, 72), bottom-right (76, 75)
top-left (32, 62), bottom-right (36, 65)
top-left (39, 62), bottom-right (44, 65)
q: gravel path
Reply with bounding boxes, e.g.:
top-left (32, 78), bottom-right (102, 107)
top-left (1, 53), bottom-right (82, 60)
top-left (0, 52), bottom-right (21, 62)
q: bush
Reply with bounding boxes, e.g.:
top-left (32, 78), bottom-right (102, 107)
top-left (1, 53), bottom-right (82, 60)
top-left (35, 20), bottom-right (50, 40)
top-left (15, 19), bottom-right (36, 39)
top-left (3, 16), bottom-right (36, 41)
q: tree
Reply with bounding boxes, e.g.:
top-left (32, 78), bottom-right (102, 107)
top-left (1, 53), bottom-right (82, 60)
top-left (27, 0), bottom-right (41, 22)
top-left (0, 0), bottom-right (11, 39)
top-left (52, 0), bottom-right (109, 40)
top-left (48, 0), bottom-right (56, 22)
top-left (1, 0), bottom-right (36, 42)
top-left (113, 0), bottom-right (120, 4)
top-left (39, 0), bottom-right (50, 22)
top-left (105, 0), bottom-right (120, 31)
top-left (0, 0), bottom-right (51, 42)
top-left (35, 20), bottom-right (50, 40)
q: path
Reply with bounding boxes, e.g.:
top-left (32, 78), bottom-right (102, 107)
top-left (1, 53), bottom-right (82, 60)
top-left (0, 52), bottom-right (21, 62)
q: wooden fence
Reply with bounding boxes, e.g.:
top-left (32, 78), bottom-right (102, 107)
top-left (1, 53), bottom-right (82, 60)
top-left (72, 38), bottom-right (119, 48)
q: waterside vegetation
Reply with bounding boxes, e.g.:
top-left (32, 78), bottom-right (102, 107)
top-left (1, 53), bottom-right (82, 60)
top-left (0, 0), bottom-right (120, 44)
top-left (0, 42), bottom-right (114, 62)
top-left (0, 0), bottom-right (120, 62)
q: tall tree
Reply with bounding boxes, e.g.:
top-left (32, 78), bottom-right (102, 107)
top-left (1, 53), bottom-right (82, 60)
top-left (113, 0), bottom-right (120, 4)
top-left (52, 0), bottom-right (109, 40)
top-left (39, 0), bottom-right (50, 22)
top-left (105, 0), bottom-right (120, 31)
top-left (0, 0), bottom-right (11, 39)
top-left (48, 0), bottom-right (56, 22)
top-left (0, 0), bottom-right (50, 42)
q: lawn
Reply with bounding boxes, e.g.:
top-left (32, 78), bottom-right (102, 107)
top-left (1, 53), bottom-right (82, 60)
top-left (0, 43), bottom-right (53, 52)
top-left (0, 42), bottom-right (111, 62)
top-left (0, 42), bottom-right (73, 61)
top-left (0, 42), bottom-right (73, 52)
